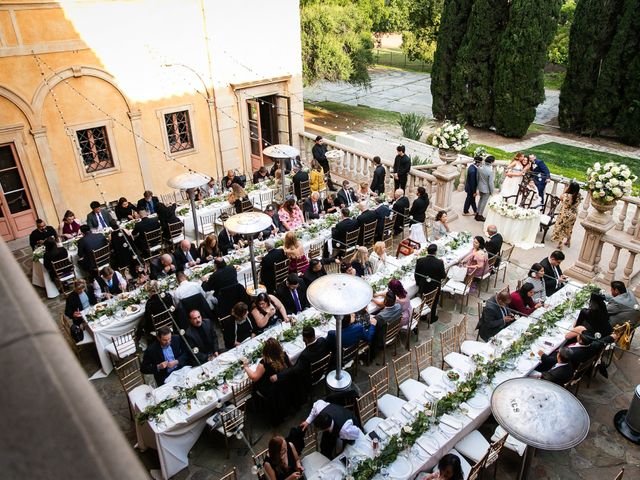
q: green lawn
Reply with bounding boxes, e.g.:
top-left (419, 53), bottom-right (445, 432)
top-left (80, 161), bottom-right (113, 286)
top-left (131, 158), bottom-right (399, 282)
top-left (463, 143), bottom-right (514, 161)
top-left (543, 71), bottom-right (565, 90)
top-left (373, 47), bottom-right (431, 73)
top-left (305, 100), bottom-right (402, 126)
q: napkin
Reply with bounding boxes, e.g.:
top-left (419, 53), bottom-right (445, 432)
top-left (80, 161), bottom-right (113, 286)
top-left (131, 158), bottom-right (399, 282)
top-left (440, 414), bottom-right (462, 430)
top-left (196, 389), bottom-right (217, 405)
top-left (460, 402), bottom-right (483, 419)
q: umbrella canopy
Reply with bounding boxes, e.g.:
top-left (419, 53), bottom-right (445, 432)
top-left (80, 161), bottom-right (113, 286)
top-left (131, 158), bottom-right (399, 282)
top-left (167, 171), bottom-right (211, 190)
top-left (262, 144), bottom-right (300, 159)
top-left (307, 274), bottom-right (373, 315)
top-left (224, 212), bottom-right (272, 235)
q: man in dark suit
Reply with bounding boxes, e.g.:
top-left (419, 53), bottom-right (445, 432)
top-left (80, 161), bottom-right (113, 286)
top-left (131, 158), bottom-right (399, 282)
top-left (391, 188), bottom-right (410, 234)
top-left (218, 227), bottom-right (240, 256)
top-left (150, 254), bottom-right (177, 280)
top-left (136, 190), bottom-right (161, 215)
top-left (303, 191), bottom-right (324, 220)
top-left (141, 327), bottom-right (190, 386)
top-left (29, 219), bottom-right (57, 250)
top-left (540, 250), bottom-right (567, 296)
top-left (77, 224), bottom-right (108, 271)
top-left (64, 279), bottom-right (97, 325)
top-left (312, 135), bottom-right (336, 191)
top-left (370, 155), bottom-right (386, 195)
top-left (270, 326), bottom-right (329, 399)
top-left (536, 332), bottom-right (611, 372)
top-left (355, 202), bottom-right (377, 244)
top-left (331, 208), bottom-right (359, 251)
top-left (132, 208), bottom-right (162, 253)
top-left (276, 273), bottom-right (309, 314)
top-left (409, 187), bottom-right (429, 224)
top-left (174, 239), bottom-right (202, 272)
top-left (528, 154), bottom-right (551, 203)
top-left (540, 348), bottom-right (575, 386)
top-left (392, 145), bottom-right (411, 191)
top-left (292, 166), bottom-right (309, 200)
top-left (477, 291), bottom-right (515, 341)
top-left (414, 244), bottom-right (446, 323)
top-left (203, 258), bottom-right (238, 294)
top-left (462, 156), bottom-right (481, 216)
top-left (261, 204), bottom-right (285, 238)
top-left (485, 225), bottom-right (503, 269)
top-left (336, 180), bottom-right (357, 208)
top-left (260, 240), bottom-right (287, 293)
top-left (374, 202), bottom-right (391, 241)
top-left (184, 310), bottom-right (220, 364)
top-left (86, 201), bottom-right (114, 230)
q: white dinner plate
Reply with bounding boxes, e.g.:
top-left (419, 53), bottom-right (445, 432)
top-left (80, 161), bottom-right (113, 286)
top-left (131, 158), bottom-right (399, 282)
top-left (466, 393), bottom-right (489, 410)
top-left (388, 456), bottom-right (412, 478)
top-left (417, 436), bottom-right (440, 455)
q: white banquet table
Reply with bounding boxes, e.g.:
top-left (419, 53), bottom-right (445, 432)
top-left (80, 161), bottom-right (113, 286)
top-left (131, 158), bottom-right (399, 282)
top-left (31, 248), bottom-right (82, 298)
top-left (484, 208), bottom-right (540, 249)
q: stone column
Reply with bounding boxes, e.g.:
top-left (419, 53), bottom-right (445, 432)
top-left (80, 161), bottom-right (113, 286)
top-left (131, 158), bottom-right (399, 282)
top-left (31, 127), bottom-right (64, 222)
top-left (127, 110), bottom-right (154, 192)
top-left (565, 201), bottom-right (616, 283)
top-left (432, 162), bottom-right (459, 222)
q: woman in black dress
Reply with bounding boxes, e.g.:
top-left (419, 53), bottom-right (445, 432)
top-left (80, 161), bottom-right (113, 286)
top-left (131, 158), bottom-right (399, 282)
top-left (115, 197), bottom-right (138, 221)
top-left (251, 293), bottom-right (289, 334)
top-left (566, 291), bottom-right (612, 341)
top-left (263, 435), bottom-right (303, 480)
top-left (223, 302), bottom-right (255, 349)
top-left (109, 220), bottom-right (135, 271)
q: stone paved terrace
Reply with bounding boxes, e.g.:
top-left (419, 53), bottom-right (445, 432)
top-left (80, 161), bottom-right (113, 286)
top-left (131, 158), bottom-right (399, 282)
top-left (8, 189), bottom-right (640, 479)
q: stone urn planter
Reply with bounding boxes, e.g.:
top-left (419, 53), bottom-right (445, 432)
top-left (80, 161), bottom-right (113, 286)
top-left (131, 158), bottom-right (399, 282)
top-left (438, 149), bottom-right (458, 164)
top-left (589, 195), bottom-right (617, 226)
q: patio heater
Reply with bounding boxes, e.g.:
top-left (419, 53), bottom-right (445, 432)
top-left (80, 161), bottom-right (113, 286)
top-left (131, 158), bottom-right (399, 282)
top-left (167, 171), bottom-right (211, 245)
top-left (262, 144), bottom-right (300, 202)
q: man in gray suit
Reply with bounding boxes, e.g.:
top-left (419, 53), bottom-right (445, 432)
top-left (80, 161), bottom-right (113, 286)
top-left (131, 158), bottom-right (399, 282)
top-left (475, 155), bottom-right (495, 222)
top-left (607, 281), bottom-right (640, 328)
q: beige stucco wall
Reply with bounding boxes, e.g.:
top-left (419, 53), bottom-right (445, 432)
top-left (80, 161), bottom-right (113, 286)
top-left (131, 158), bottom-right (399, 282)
top-left (0, 0), bottom-right (304, 230)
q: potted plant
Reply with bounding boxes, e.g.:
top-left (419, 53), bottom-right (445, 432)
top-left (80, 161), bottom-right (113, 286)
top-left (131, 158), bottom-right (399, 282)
top-left (586, 162), bottom-right (636, 214)
top-left (428, 121), bottom-right (470, 164)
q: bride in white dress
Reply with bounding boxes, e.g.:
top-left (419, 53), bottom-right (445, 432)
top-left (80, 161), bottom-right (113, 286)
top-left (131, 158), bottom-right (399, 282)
top-left (500, 153), bottom-right (530, 198)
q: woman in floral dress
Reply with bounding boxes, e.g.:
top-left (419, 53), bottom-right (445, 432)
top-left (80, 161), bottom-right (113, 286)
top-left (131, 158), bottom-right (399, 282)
top-left (551, 181), bottom-right (582, 249)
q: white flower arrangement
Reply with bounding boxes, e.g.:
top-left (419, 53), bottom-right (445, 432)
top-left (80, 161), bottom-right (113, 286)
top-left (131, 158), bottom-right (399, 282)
top-left (488, 198), bottom-right (539, 220)
top-left (586, 161), bottom-right (637, 203)
top-left (429, 121), bottom-right (470, 152)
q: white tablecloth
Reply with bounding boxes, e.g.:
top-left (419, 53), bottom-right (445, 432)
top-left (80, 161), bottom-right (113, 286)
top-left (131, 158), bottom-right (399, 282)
top-left (31, 249), bottom-right (82, 298)
top-left (484, 209), bottom-right (541, 249)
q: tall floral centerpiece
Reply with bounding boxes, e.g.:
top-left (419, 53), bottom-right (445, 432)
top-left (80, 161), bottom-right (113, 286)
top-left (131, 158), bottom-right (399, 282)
top-left (428, 121), bottom-right (470, 165)
top-left (586, 162), bottom-right (636, 216)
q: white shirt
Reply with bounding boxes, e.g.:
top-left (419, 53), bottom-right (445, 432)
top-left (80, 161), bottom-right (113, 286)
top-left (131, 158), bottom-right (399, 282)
top-left (305, 399), bottom-right (361, 441)
top-left (173, 280), bottom-right (206, 304)
top-left (93, 271), bottom-right (127, 300)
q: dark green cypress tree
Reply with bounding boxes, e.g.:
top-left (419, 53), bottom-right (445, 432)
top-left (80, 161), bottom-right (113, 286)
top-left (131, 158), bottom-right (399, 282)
top-left (492, 0), bottom-right (562, 137)
top-left (558, 0), bottom-right (623, 133)
top-left (614, 52), bottom-right (640, 145)
top-left (448, 0), bottom-right (510, 127)
top-left (430, 0), bottom-right (475, 119)
top-left (582, 0), bottom-right (640, 136)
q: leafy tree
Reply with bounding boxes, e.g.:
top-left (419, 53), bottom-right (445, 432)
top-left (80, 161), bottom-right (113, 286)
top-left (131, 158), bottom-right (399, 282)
top-left (493, 0), bottom-right (562, 137)
top-left (300, 3), bottom-right (374, 86)
top-left (547, 0), bottom-right (576, 66)
top-left (402, 0), bottom-right (445, 62)
top-left (614, 52), bottom-right (640, 145)
top-left (449, 0), bottom-right (510, 127)
top-left (430, 0), bottom-right (475, 119)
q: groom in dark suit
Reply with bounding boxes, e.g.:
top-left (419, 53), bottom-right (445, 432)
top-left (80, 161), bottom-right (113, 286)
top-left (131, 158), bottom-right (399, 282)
top-left (463, 156), bottom-right (482, 216)
top-left (528, 154), bottom-right (550, 203)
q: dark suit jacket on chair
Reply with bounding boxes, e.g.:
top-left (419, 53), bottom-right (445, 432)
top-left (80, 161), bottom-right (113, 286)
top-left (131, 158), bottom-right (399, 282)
top-left (174, 245), bottom-right (202, 272)
top-left (77, 232), bottom-right (109, 271)
top-left (260, 248), bottom-right (287, 293)
top-left (486, 233), bottom-right (503, 268)
top-left (415, 255), bottom-right (446, 294)
top-left (141, 335), bottom-right (190, 385)
top-left (332, 218), bottom-right (359, 250)
top-left (356, 209), bottom-right (377, 244)
top-left (392, 196), bottom-right (410, 233)
top-left (276, 282), bottom-right (309, 314)
top-left (132, 217), bottom-right (162, 251)
top-left (540, 257), bottom-right (564, 296)
top-left (375, 204), bottom-right (391, 241)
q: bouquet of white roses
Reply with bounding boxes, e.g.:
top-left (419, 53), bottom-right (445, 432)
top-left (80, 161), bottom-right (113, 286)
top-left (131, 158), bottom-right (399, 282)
top-left (586, 162), bottom-right (637, 203)
top-left (428, 121), bottom-right (470, 152)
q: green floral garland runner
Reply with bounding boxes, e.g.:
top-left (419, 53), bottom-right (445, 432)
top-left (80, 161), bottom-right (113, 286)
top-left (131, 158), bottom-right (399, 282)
top-left (351, 283), bottom-right (599, 479)
top-left (135, 313), bottom-right (330, 423)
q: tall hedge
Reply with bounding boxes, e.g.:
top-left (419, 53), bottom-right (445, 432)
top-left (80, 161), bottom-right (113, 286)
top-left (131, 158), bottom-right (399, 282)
top-left (558, 0), bottom-right (623, 132)
top-left (449, 0), bottom-right (510, 127)
top-left (614, 49), bottom-right (640, 145)
top-left (492, 0), bottom-right (562, 137)
top-left (430, 0), bottom-right (475, 119)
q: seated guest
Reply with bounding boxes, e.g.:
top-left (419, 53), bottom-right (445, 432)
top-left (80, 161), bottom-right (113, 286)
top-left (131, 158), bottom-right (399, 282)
top-left (351, 246), bottom-right (373, 277)
top-left (77, 224), bottom-right (108, 272)
top-left (174, 239), bottom-right (201, 272)
top-left (136, 190), bottom-right (160, 214)
top-left (143, 281), bottom-right (174, 335)
top-left (409, 186), bottom-right (429, 224)
top-left (373, 280), bottom-right (411, 327)
top-left (132, 209), bottom-right (162, 252)
top-left (115, 197), bottom-right (137, 221)
top-left (42, 237), bottom-right (69, 282)
top-left (391, 188), bottom-right (409, 234)
top-left (150, 253), bottom-right (177, 280)
top-left (357, 181), bottom-right (373, 202)
top-left (263, 435), bottom-right (303, 480)
top-left (184, 309), bottom-right (220, 363)
top-left (93, 266), bottom-right (127, 301)
top-left (263, 204), bottom-right (285, 237)
top-left (242, 338), bottom-right (293, 425)
top-left (141, 327), bottom-right (189, 386)
top-left (218, 224), bottom-right (242, 256)
top-left (372, 291), bottom-right (403, 350)
top-left (199, 233), bottom-right (221, 262)
top-left (30, 218), bottom-right (57, 250)
top-left (202, 257), bottom-right (238, 295)
top-left (301, 399), bottom-right (362, 459)
top-left (253, 165), bottom-right (271, 184)
top-left (323, 193), bottom-right (339, 214)
top-left (374, 201), bottom-right (392, 241)
top-left (309, 160), bottom-right (326, 193)
top-left (228, 183), bottom-right (249, 214)
top-left (510, 282), bottom-right (542, 316)
top-left (355, 201), bottom-right (377, 244)
top-left (540, 250), bottom-right (567, 296)
top-left (477, 290), bottom-right (515, 341)
top-left (200, 177), bottom-right (218, 197)
top-left (524, 262), bottom-right (547, 304)
top-left (109, 220), bottom-right (135, 271)
top-left (260, 240), bottom-right (287, 293)
top-left (274, 168), bottom-right (292, 192)
top-left (431, 210), bottom-right (450, 240)
top-left (340, 260), bottom-right (356, 276)
top-left (303, 191), bottom-right (323, 220)
top-left (417, 453), bottom-right (464, 480)
top-left (566, 291), bottom-right (612, 340)
top-left (64, 279), bottom-right (97, 325)
top-left (276, 273), bottom-right (309, 315)
top-left (292, 165), bottom-right (309, 200)
top-left (251, 292), bottom-right (289, 333)
top-left (172, 271), bottom-right (208, 305)
top-left (336, 180), bottom-right (357, 208)
top-left (415, 243), bottom-right (446, 323)
top-left (536, 331), bottom-right (617, 372)
top-left (369, 241), bottom-right (388, 274)
top-left (222, 169), bottom-right (242, 190)
top-left (606, 280), bottom-right (640, 328)
top-left (460, 235), bottom-right (489, 281)
top-left (327, 313), bottom-right (377, 350)
top-left (156, 202), bottom-right (182, 241)
top-left (271, 326), bottom-right (329, 399)
top-left (353, 307), bottom-right (371, 328)
top-left (485, 224), bottom-right (503, 268)
top-left (284, 231), bottom-right (309, 274)
top-left (60, 210), bottom-right (81, 239)
top-left (303, 258), bottom-right (327, 285)
top-left (222, 302), bottom-right (255, 348)
top-left (278, 196), bottom-right (305, 231)
top-left (86, 201), bottom-right (113, 230)
top-left (537, 348), bottom-right (575, 386)
top-left (130, 262), bottom-right (150, 289)
top-left (331, 208), bottom-right (358, 252)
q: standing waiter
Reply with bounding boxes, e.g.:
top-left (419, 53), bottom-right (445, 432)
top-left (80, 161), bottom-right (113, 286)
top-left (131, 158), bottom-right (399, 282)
top-left (301, 399), bottom-right (361, 458)
top-left (312, 135), bottom-right (337, 191)
top-left (393, 145), bottom-right (411, 191)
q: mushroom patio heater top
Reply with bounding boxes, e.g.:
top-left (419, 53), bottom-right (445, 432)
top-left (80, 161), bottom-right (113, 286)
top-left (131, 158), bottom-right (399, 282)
top-left (262, 144), bottom-right (300, 202)
top-left (306, 273), bottom-right (373, 390)
top-left (167, 171), bottom-right (211, 245)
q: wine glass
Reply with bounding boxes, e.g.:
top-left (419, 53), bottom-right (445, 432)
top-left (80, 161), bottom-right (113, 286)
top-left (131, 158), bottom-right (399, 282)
top-left (380, 466), bottom-right (390, 478)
